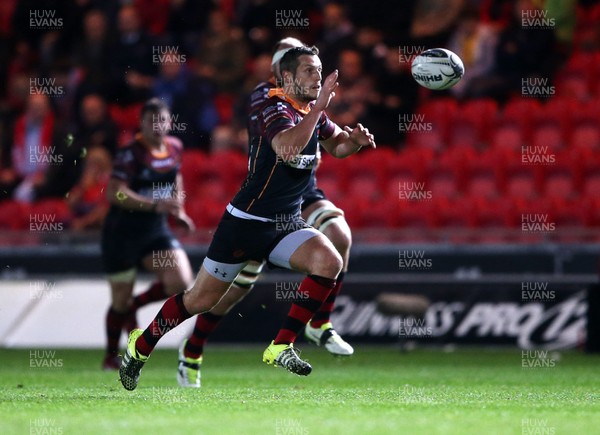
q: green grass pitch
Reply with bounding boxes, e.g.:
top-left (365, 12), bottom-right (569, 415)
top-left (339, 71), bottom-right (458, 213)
top-left (1, 346), bottom-right (599, 434)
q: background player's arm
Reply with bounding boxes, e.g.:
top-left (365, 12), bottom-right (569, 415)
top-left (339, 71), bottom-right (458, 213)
top-left (105, 178), bottom-right (179, 214)
top-left (320, 123), bottom-right (376, 158)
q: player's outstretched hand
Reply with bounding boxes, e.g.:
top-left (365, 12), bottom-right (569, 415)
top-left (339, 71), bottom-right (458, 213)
top-left (344, 124), bottom-right (376, 149)
top-left (314, 70), bottom-right (339, 112)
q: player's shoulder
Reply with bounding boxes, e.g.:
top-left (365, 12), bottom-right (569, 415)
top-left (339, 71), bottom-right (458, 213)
top-left (165, 135), bottom-right (184, 152)
top-left (261, 96), bottom-right (295, 122)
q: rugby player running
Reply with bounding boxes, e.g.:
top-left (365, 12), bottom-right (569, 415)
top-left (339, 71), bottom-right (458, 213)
top-left (119, 45), bottom-right (375, 390)
top-left (177, 38), bottom-right (357, 388)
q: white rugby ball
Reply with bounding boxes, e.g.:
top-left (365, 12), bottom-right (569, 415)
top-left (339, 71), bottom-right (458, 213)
top-left (411, 48), bottom-right (465, 90)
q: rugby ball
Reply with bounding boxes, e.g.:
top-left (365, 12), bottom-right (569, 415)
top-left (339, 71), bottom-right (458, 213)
top-left (411, 48), bottom-right (465, 90)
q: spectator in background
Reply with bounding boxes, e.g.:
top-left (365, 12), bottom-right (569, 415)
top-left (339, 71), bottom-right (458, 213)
top-left (369, 46), bottom-right (419, 147)
top-left (195, 10), bottom-right (248, 94)
top-left (67, 145), bottom-right (111, 231)
top-left (72, 9), bottom-right (112, 97)
top-left (232, 52), bottom-right (273, 132)
top-left (326, 48), bottom-right (373, 128)
top-left (73, 94), bottom-right (118, 157)
top-left (317, 2), bottom-right (354, 71)
top-left (110, 5), bottom-right (156, 104)
top-left (490, 0), bottom-right (557, 100)
top-left (447, 6), bottom-right (498, 99)
top-left (355, 27), bottom-right (387, 76)
top-left (152, 59), bottom-right (219, 150)
top-left (0, 93), bottom-right (56, 202)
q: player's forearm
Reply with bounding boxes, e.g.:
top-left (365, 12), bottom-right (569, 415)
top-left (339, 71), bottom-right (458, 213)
top-left (272, 109), bottom-right (323, 159)
top-left (106, 183), bottom-right (156, 212)
top-left (328, 132), bottom-right (363, 158)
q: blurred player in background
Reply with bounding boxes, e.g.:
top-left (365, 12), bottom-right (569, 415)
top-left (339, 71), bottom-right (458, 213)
top-left (177, 37), bottom-right (356, 388)
top-left (119, 46), bottom-right (375, 390)
top-left (100, 98), bottom-right (194, 370)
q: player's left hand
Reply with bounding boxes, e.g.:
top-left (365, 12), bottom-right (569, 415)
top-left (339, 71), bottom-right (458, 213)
top-left (344, 123), bottom-right (376, 149)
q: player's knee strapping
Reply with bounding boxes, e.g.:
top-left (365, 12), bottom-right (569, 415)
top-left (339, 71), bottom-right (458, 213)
top-left (233, 262), bottom-right (265, 289)
top-left (306, 205), bottom-right (345, 233)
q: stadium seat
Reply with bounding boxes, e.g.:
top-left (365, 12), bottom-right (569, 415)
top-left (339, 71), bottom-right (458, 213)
top-left (570, 123), bottom-right (600, 154)
top-left (180, 150), bottom-right (207, 196)
top-left (415, 98), bottom-right (459, 141)
top-left (29, 199), bottom-right (72, 226)
top-left (397, 200), bottom-right (435, 228)
top-left (505, 173), bottom-right (539, 199)
top-left (356, 198), bottom-right (399, 227)
top-left (0, 200), bottom-right (29, 230)
top-left (459, 98), bottom-right (498, 144)
top-left (501, 98), bottom-right (541, 138)
top-left (186, 197), bottom-right (227, 229)
top-left (543, 172), bottom-right (576, 200)
top-left (531, 123), bottom-right (564, 152)
top-left (490, 123), bottom-right (524, 154)
top-left (432, 197), bottom-right (475, 228)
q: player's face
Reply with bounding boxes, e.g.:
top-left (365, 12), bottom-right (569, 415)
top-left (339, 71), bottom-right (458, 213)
top-left (141, 109), bottom-right (170, 143)
top-left (290, 55), bottom-right (322, 102)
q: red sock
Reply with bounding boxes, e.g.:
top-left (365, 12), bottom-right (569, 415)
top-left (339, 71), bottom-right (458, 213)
top-left (131, 281), bottom-right (165, 310)
top-left (184, 312), bottom-right (224, 359)
top-left (274, 275), bottom-right (336, 345)
top-left (106, 307), bottom-right (128, 356)
top-left (310, 272), bottom-right (344, 328)
top-left (136, 293), bottom-right (191, 356)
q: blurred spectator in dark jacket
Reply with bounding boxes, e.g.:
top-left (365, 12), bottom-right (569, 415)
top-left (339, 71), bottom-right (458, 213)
top-left (447, 6), bottom-right (498, 99)
top-left (317, 2), bottom-right (354, 71)
top-left (326, 48), bottom-right (373, 128)
top-left (490, 0), bottom-right (557, 100)
top-left (152, 59), bottom-right (219, 149)
top-left (369, 46), bottom-right (419, 147)
top-left (72, 10), bottom-right (112, 95)
top-left (73, 93), bottom-right (117, 156)
top-left (109, 5), bottom-right (157, 104)
top-left (195, 10), bottom-right (248, 94)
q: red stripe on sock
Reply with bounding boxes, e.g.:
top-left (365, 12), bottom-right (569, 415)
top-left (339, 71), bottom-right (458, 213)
top-left (274, 275), bottom-right (336, 345)
top-left (136, 294), bottom-right (190, 356)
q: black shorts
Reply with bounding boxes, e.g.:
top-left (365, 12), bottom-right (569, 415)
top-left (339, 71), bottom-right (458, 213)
top-left (207, 211), bottom-right (311, 264)
top-left (101, 214), bottom-right (181, 274)
top-left (301, 187), bottom-right (328, 211)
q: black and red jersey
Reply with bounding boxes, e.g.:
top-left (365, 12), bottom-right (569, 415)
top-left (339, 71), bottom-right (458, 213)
top-left (107, 134), bottom-right (183, 222)
top-left (231, 93), bottom-right (335, 219)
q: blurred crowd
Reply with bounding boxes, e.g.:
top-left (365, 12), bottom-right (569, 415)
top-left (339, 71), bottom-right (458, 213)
top-left (0, 0), bottom-right (598, 229)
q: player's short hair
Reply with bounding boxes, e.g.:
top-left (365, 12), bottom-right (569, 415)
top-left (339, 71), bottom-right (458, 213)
top-left (279, 46), bottom-right (320, 76)
top-left (141, 98), bottom-right (169, 119)
top-left (272, 37), bottom-right (304, 54)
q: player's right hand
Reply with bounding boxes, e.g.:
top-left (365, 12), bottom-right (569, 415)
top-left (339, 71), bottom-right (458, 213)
top-left (155, 199), bottom-right (180, 215)
top-left (314, 70), bottom-right (339, 112)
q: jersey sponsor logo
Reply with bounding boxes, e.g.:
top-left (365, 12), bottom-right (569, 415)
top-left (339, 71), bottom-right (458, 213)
top-left (282, 154), bottom-right (316, 170)
top-left (151, 157), bottom-right (176, 169)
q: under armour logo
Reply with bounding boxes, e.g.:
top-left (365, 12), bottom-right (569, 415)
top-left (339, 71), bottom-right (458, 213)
top-left (214, 268), bottom-right (227, 278)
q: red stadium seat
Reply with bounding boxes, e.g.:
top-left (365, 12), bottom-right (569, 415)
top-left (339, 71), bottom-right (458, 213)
top-left (490, 123), bottom-right (524, 154)
top-left (501, 98), bottom-right (542, 138)
top-left (459, 98), bottom-right (499, 144)
top-left (415, 98), bottom-right (459, 141)
top-left (531, 123), bottom-right (564, 152)
top-left (0, 200), bottom-right (29, 230)
top-left (29, 199), bottom-right (72, 226)
top-left (505, 173), bottom-right (539, 199)
top-left (543, 172), bottom-right (576, 200)
top-left (432, 197), bottom-right (475, 228)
